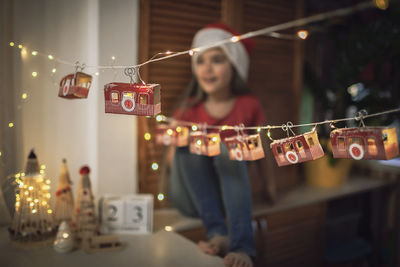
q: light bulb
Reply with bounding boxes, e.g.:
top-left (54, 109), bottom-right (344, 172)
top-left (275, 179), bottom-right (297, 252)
top-left (32, 72), bottom-right (38, 77)
top-left (9, 42), bottom-right (15, 47)
top-left (48, 55), bottom-right (54, 60)
top-left (151, 162), bottom-right (159, 171)
top-left (31, 51), bottom-right (38, 56)
top-left (157, 193), bottom-right (164, 201)
top-left (22, 93), bottom-right (28, 99)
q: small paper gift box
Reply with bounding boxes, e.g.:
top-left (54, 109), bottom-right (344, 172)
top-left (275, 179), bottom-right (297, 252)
top-left (155, 125), bottom-right (189, 147)
top-left (104, 82), bottom-right (161, 116)
top-left (270, 130), bottom-right (324, 167)
top-left (189, 131), bottom-right (221, 156)
top-left (330, 127), bottom-right (399, 160)
top-left (59, 72), bottom-right (92, 99)
top-left (224, 134), bottom-right (265, 161)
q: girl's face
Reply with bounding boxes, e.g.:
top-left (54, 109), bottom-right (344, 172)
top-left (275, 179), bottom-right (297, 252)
top-left (194, 48), bottom-right (233, 98)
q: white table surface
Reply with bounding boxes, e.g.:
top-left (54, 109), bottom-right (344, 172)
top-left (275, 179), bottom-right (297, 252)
top-left (0, 228), bottom-right (224, 267)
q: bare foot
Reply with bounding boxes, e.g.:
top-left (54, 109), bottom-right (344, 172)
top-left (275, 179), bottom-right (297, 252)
top-left (198, 235), bottom-right (230, 256)
top-left (224, 252), bottom-right (253, 267)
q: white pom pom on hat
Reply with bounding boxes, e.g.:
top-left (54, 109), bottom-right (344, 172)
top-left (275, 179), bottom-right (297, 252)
top-left (191, 22), bottom-right (255, 82)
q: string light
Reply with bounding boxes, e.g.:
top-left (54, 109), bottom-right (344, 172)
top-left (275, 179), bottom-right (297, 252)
top-left (221, 125), bottom-right (228, 131)
top-left (156, 115), bottom-right (163, 122)
top-left (8, 122), bottom-right (14, 128)
top-left (374, 0), bottom-right (389, 10)
top-left (151, 162), bottom-right (159, 171)
top-left (47, 209), bottom-right (52, 214)
top-left (165, 50), bottom-right (172, 55)
top-left (9, 42), bottom-right (15, 47)
top-left (192, 125), bottom-right (198, 131)
top-left (257, 127), bottom-right (261, 133)
top-left (48, 55), bottom-right (53, 60)
top-left (95, 72), bottom-right (99, 76)
top-left (111, 56), bottom-right (116, 60)
top-left (189, 50), bottom-right (194, 56)
top-left (166, 129), bottom-right (173, 135)
top-left (157, 193), bottom-right (165, 201)
top-left (52, 68), bottom-right (56, 73)
top-left (32, 71), bottom-right (38, 77)
top-left (31, 51), bottom-right (38, 56)
top-left (231, 36), bottom-right (240, 42)
top-left (32, 209), bottom-right (37, 214)
top-left (176, 126), bottom-right (182, 133)
top-left (164, 226), bottom-right (173, 231)
top-left (0, 151), bottom-right (2, 157)
top-left (18, 44), bottom-right (22, 49)
top-left (21, 93), bottom-right (28, 99)
top-left (144, 132), bottom-right (151, 141)
top-left (40, 164), bottom-right (46, 169)
top-left (297, 30), bottom-right (309, 39)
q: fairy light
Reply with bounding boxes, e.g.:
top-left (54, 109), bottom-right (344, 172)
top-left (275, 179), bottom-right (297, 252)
top-left (196, 139), bottom-right (202, 146)
top-left (192, 125), bottom-right (198, 131)
top-left (9, 42), bottom-right (15, 47)
top-left (42, 201), bottom-right (47, 205)
top-left (95, 72), bottom-right (99, 76)
top-left (46, 193), bottom-right (51, 198)
top-left (189, 50), bottom-right (194, 56)
top-left (21, 172), bottom-right (25, 176)
top-left (297, 30), bottom-right (308, 40)
top-left (40, 164), bottom-right (46, 170)
top-left (165, 50), bottom-right (172, 55)
top-left (29, 186), bottom-right (33, 191)
top-left (156, 115), bottom-right (163, 122)
top-left (32, 72), bottom-right (38, 77)
top-left (32, 209), bottom-right (37, 214)
top-left (165, 226), bottom-right (173, 231)
top-left (45, 179), bottom-right (51, 184)
top-left (21, 93), bottom-right (28, 99)
top-left (62, 233), bottom-right (69, 238)
top-left (48, 55), bottom-right (54, 60)
top-left (0, 151), bottom-right (2, 157)
top-left (374, 0), bottom-right (389, 10)
top-left (257, 127), bottom-right (261, 133)
top-left (18, 44), bottom-right (22, 49)
top-left (111, 56), bottom-right (116, 60)
top-left (212, 136), bottom-right (217, 142)
top-left (24, 191), bottom-right (29, 195)
top-left (34, 199), bottom-right (39, 203)
top-left (27, 197), bottom-right (32, 202)
top-left (31, 51), bottom-right (38, 56)
top-left (157, 193), bottom-right (165, 201)
top-left (8, 122), bottom-right (14, 128)
top-left (176, 126), bottom-right (182, 133)
top-left (52, 68), bottom-right (56, 73)
top-left (40, 169), bottom-right (44, 174)
top-left (48, 209), bottom-right (53, 214)
top-left (167, 129), bottom-right (173, 135)
top-left (221, 125), bottom-right (228, 131)
top-left (30, 202), bottom-right (34, 207)
top-left (21, 48), bottom-right (27, 56)
top-left (144, 132), bottom-right (151, 141)
top-left (151, 162), bottom-right (159, 171)
top-left (231, 36), bottom-right (240, 42)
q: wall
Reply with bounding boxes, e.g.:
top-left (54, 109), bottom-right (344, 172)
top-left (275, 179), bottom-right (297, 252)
top-left (6, 0), bottom-right (139, 202)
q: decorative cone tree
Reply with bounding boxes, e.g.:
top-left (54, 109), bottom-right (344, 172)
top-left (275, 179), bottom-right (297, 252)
top-left (72, 166), bottom-right (98, 243)
top-left (8, 149), bottom-right (56, 245)
top-left (54, 159), bottom-right (74, 226)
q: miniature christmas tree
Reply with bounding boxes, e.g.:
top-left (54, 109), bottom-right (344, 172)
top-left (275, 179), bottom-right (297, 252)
top-left (72, 166), bottom-right (98, 242)
top-left (8, 149), bottom-right (56, 245)
top-left (54, 159), bottom-right (74, 225)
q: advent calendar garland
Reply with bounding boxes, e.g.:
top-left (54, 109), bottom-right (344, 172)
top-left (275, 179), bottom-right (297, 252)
top-left (154, 107), bottom-right (400, 167)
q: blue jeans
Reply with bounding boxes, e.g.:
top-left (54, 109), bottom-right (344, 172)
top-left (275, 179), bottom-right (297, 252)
top-left (170, 144), bottom-right (255, 258)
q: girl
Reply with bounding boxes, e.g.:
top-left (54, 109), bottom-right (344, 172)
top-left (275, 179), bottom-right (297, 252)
top-left (170, 23), bottom-right (274, 267)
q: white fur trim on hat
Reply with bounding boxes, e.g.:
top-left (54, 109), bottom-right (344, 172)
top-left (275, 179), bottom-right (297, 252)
top-left (191, 28), bottom-right (249, 81)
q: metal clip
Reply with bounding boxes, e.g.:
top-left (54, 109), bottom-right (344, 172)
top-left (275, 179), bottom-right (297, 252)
top-left (354, 109), bottom-right (368, 127)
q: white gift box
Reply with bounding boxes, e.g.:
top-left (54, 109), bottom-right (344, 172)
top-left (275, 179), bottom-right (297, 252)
top-left (99, 194), bottom-right (153, 234)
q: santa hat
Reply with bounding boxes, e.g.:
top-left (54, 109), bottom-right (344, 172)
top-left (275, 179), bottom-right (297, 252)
top-left (191, 22), bottom-right (255, 82)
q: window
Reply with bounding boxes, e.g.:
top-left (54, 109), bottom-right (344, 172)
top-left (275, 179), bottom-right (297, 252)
top-left (139, 94), bottom-right (148, 105)
top-left (276, 146), bottom-right (282, 154)
top-left (348, 137), bottom-right (362, 145)
top-left (307, 137), bottom-right (315, 146)
top-left (111, 92), bottom-right (119, 103)
top-left (296, 141), bottom-right (304, 150)
top-left (123, 92), bottom-right (134, 99)
top-left (367, 137), bottom-right (378, 156)
top-left (382, 132), bottom-right (388, 142)
top-left (338, 137), bottom-right (345, 150)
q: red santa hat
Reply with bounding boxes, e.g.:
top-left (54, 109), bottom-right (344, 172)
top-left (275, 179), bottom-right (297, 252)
top-left (191, 22), bottom-right (255, 82)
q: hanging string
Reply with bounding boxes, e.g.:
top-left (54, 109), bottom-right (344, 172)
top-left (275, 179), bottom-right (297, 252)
top-left (7, 0), bottom-right (377, 71)
top-left (157, 107), bottom-right (400, 132)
